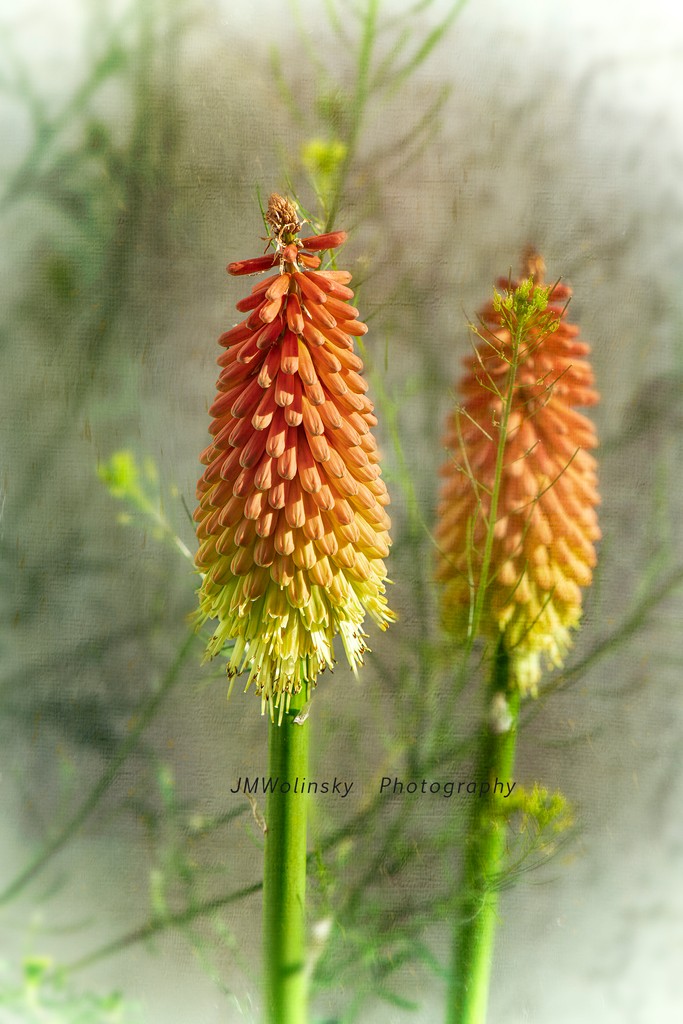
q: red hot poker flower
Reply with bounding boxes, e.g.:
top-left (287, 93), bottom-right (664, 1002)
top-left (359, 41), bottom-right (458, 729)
top-left (194, 195), bottom-right (394, 717)
top-left (436, 251), bottom-right (600, 693)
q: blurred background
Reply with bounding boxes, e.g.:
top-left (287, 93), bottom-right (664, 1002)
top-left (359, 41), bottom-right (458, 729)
top-left (1, 0), bottom-right (683, 1021)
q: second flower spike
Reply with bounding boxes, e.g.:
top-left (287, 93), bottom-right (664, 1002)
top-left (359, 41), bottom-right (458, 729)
top-left (194, 195), bottom-right (394, 719)
top-left (436, 251), bottom-right (601, 693)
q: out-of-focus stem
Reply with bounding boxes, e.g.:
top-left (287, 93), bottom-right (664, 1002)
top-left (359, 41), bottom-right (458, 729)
top-left (263, 694), bottom-right (310, 1024)
top-left (447, 641), bottom-right (520, 1024)
top-left (324, 0), bottom-right (379, 232)
top-left (0, 630), bottom-right (195, 906)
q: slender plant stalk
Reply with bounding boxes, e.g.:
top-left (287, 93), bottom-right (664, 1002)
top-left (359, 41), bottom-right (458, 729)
top-left (0, 630), bottom-right (195, 906)
top-left (468, 322), bottom-right (523, 646)
top-left (66, 873), bottom-right (261, 974)
top-left (324, 0), bottom-right (378, 232)
top-left (447, 641), bottom-right (520, 1024)
top-left (263, 694), bottom-right (310, 1024)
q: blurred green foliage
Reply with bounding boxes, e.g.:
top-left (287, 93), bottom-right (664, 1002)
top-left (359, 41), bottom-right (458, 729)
top-left (0, 956), bottom-right (143, 1023)
top-left (98, 450), bottom-right (193, 560)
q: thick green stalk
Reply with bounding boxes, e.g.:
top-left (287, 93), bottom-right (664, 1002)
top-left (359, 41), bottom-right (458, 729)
top-left (263, 694), bottom-right (310, 1024)
top-left (447, 642), bottom-right (520, 1024)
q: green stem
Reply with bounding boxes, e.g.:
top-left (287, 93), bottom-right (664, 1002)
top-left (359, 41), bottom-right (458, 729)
top-left (469, 323), bottom-right (523, 645)
top-left (324, 0), bottom-right (379, 232)
top-left (64, 731), bottom-right (475, 975)
top-left (263, 693), bottom-right (310, 1024)
top-left (447, 642), bottom-right (520, 1024)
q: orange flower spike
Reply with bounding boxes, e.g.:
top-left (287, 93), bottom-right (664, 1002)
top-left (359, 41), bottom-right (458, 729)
top-left (194, 194), bottom-right (394, 718)
top-left (436, 251), bottom-right (600, 693)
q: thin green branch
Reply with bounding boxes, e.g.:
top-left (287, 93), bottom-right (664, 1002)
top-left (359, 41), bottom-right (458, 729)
top-left (366, 84), bottom-right (451, 177)
top-left (0, 631), bottom-right (196, 906)
top-left (324, 0), bottom-right (379, 232)
top-left (288, 0), bottom-right (334, 76)
top-left (536, 565), bottom-right (683, 703)
top-left (323, 0), bottom-right (353, 44)
top-left (66, 878), bottom-right (264, 974)
top-left (387, 0), bottom-right (469, 93)
top-left (369, 25), bottom-right (412, 90)
top-left (467, 315), bottom-right (524, 644)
